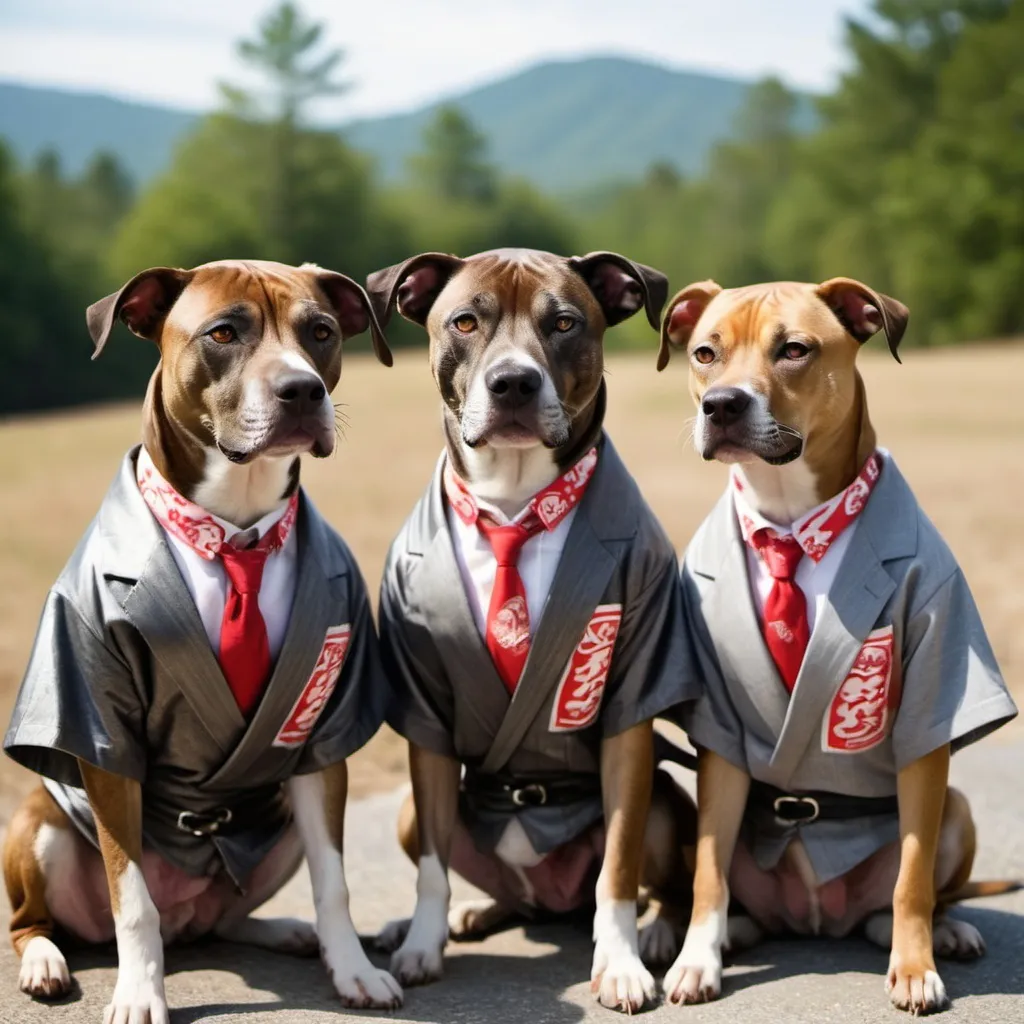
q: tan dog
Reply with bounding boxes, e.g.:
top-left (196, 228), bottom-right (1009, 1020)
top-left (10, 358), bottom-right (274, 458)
top-left (366, 249), bottom-right (700, 1012)
top-left (656, 278), bottom-right (1017, 1013)
top-left (3, 261), bottom-right (401, 1022)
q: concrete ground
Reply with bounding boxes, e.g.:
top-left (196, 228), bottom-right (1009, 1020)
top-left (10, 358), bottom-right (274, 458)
top-left (1, 737), bottom-right (1022, 1024)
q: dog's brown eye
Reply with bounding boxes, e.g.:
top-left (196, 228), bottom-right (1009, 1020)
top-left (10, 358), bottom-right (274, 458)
top-left (209, 325), bottom-right (236, 344)
top-left (313, 323), bottom-right (331, 342)
top-left (554, 315), bottom-right (576, 333)
top-left (453, 314), bottom-right (477, 334)
top-left (692, 346), bottom-right (716, 365)
top-left (783, 341), bottom-right (810, 360)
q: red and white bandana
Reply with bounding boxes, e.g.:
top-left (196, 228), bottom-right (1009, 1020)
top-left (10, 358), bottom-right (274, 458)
top-left (136, 446), bottom-right (298, 560)
top-left (443, 446), bottom-right (599, 533)
top-left (733, 451), bottom-right (883, 563)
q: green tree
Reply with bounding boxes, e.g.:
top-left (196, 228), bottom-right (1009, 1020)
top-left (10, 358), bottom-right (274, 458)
top-left (407, 105), bottom-right (498, 203)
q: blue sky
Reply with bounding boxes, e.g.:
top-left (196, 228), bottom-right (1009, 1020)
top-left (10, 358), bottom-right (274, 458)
top-left (0, 0), bottom-right (873, 119)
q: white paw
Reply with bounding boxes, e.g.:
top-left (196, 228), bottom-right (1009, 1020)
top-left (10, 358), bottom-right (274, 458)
top-left (19, 936), bottom-right (71, 1000)
top-left (637, 912), bottom-right (682, 966)
top-left (390, 931), bottom-right (446, 987)
top-left (103, 977), bottom-right (169, 1024)
top-left (327, 960), bottom-right (403, 1010)
top-left (933, 916), bottom-right (985, 960)
top-left (591, 947), bottom-right (657, 1014)
top-left (257, 917), bottom-right (319, 956)
top-left (886, 959), bottom-right (949, 1015)
top-left (659, 937), bottom-right (724, 1003)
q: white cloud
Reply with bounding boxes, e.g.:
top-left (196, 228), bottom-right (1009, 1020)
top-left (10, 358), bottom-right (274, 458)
top-left (0, 0), bottom-right (871, 119)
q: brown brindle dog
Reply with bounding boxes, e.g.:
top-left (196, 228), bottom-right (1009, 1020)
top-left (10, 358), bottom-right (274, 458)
top-left (655, 277), bottom-right (1018, 1014)
top-left (3, 260), bottom-right (400, 1023)
top-left (367, 249), bottom-right (699, 1013)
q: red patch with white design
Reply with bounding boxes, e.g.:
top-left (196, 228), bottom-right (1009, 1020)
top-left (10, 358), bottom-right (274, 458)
top-left (273, 624), bottom-right (351, 748)
top-left (549, 604), bottom-right (623, 733)
top-left (490, 595), bottom-right (530, 653)
top-left (822, 625), bottom-right (900, 754)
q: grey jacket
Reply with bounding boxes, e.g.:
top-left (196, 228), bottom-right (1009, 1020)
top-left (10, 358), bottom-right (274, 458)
top-left (679, 453), bottom-right (1017, 882)
top-left (4, 447), bottom-right (389, 888)
top-left (380, 436), bottom-right (701, 854)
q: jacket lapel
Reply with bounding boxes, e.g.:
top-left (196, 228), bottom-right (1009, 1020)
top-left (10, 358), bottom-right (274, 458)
top-left (104, 448), bottom-right (246, 757)
top-left (767, 460), bottom-right (913, 783)
top-left (207, 495), bottom-right (349, 786)
top-left (480, 439), bottom-right (631, 775)
top-left (691, 494), bottom-right (789, 740)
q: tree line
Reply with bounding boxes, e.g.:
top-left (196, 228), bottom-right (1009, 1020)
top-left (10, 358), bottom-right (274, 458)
top-left (2, 0), bottom-right (1022, 415)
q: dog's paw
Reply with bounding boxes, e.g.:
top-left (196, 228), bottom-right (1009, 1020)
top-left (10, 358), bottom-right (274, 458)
top-left (327, 961), bottom-right (403, 1010)
top-left (448, 898), bottom-right (513, 941)
top-left (886, 956), bottom-right (949, 1015)
top-left (637, 910), bottom-right (682, 966)
top-left (390, 935), bottom-right (445, 987)
top-left (933, 916), bottom-right (985, 961)
top-left (663, 946), bottom-right (723, 1005)
top-left (18, 936), bottom-right (71, 1000)
top-left (218, 915), bottom-right (319, 957)
top-left (374, 916), bottom-right (411, 953)
top-left (103, 977), bottom-right (169, 1024)
top-left (591, 947), bottom-right (657, 1014)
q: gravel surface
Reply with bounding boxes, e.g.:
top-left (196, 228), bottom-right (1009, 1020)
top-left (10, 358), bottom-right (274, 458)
top-left (1, 737), bottom-right (1021, 1023)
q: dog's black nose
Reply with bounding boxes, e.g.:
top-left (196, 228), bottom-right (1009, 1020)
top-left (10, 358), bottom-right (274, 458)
top-left (701, 387), bottom-right (752, 428)
top-left (485, 362), bottom-right (542, 405)
top-left (273, 372), bottom-right (327, 414)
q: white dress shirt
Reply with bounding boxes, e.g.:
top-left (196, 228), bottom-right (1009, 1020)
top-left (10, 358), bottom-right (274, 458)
top-left (161, 504), bottom-right (298, 661)
top-left (447, 498), bottom-right (577, 641)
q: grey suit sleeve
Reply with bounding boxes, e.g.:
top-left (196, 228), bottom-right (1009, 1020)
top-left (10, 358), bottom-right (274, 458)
top-left (600, 556), bottom-right (702, 737)
top-left (892, 569), bottom-right (1017, 770)
top-left (378, 559), bottom-right (458, 758)
top-left (4, 587), bottom-right (147, 785)
top-left (674, 563), bottom-right (750, 771)
top-left (295, 572), bottom-right (390, 773)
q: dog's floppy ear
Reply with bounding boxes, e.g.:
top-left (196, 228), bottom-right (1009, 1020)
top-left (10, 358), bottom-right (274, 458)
top-left (657, 280), bottom-right (722, 371)
top-left (86, 267), bottom-right (193, 360)
top-left (568, 251), bottom-right (668, 331)
top-left (365, 253), bottom-right (464, 328)
top-left (312, 269), bottom-right (393, 367)
top-left (817, 277), bottom-right (909, 364)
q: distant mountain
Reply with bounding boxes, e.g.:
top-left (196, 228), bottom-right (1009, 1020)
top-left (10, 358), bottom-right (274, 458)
top-left (346, 57), bottom-right (815, 191)
top-left (0, 82), bottom-right (199, 182)
top-left (0, 57), bottom-right (815, 192)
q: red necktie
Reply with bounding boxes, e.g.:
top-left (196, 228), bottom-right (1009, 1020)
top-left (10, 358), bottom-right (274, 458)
top-left (751, 530), bottom-right (809, 692)
top-left (218, 535), bottom-right (275, 718)
top-left (476, 515), bottom-right (546, 693)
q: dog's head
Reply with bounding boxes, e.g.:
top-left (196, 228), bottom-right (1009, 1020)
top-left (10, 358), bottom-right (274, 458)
top-left (88, 260), bottom-right (390, 463)
top-left (367, 248), bottom-right (666, 455)
top-left (657, 277), bottom-right (908, 465)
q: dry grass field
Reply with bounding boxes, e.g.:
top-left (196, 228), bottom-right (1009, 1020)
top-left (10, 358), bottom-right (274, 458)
top-left (0, 344), bottom-right (1021, 819)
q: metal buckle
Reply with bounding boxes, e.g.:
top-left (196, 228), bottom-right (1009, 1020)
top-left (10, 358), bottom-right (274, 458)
top-left (176, 808), bottom-right (233, 836)
top-left (772, 795), bottom-right (820, 825)
top-left (509, 783), bottom-right (548, 807)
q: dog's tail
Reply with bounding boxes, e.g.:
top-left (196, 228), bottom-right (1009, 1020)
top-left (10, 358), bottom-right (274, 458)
top-left (940, 879), bottom-right (1023, 904)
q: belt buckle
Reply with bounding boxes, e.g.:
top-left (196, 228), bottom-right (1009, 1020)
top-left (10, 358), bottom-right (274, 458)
top-left (176, 807), bottom-right (233, 836)
top-left (772, 795), bottom-right (820, 825)
top-left (510, 783), bottom-right (548, 807)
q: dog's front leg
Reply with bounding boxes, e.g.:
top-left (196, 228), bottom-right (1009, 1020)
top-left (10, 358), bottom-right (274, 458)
top-left (389, 743), bottom-right (460, 986)
top-left (78, 760), bottom-right (167, 1024)
top-left (886, 743), bottom-right (950, 1014)
top-left (664, 749), bottom-right (749, 1005)
top-left (288, 761), bottom-right (402, 1009)
top-left (591, 720), bottom-right (657, 1013)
